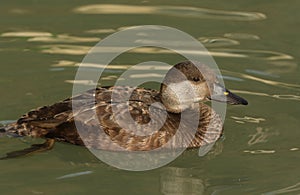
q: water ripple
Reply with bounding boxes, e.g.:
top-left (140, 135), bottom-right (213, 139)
top-left (212, 48), bottom-right (293, 60)
top-left (65, 80), bottom-right (98, 85)
top-left (245, 69), bottom-right (279, 78)
top-left (1, 31), bottom-right (52, 37)
top-left (73, 4), bottom-right (266, 21)
top-left (219, 75), bottom-right (244, 82)
top-left (40, 44), bottom-right (90, 55)
top-left (232, 90), bottom-right (300, 101)
top-left (56, 171), bottom-right (93, 179)
top-left (9, 8), bottom-right (31, 14)
top-left (198, 37), bottom-right (239, 47)
top-left (28, 34), bottom-right (100, 43)
top-left (52, 60), bottom-right (78, 67)
top-left (85, 29), bottom-right (117, 34)
top-left (243, 150), bottom-right (275, 154)
top-left (247, 127), bottom-right (279, 146)
top-left (223, 70), bottom-right (300, 91)
top-left (231, 116), bottom-right (266, 124)
top-left (224, 33), bottom-right (260, 40)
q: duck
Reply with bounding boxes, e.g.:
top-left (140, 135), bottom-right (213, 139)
top-left (0, 61), bottom-right (248, 159)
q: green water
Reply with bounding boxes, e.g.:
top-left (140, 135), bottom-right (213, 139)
top-left (1, 0), bottom-right (300, 194)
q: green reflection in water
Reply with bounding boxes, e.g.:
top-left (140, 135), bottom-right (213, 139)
top-left (0, 0), bottom-right (300, 194)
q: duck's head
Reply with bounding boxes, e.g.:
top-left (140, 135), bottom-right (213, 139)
top-left (160, 61), bottom-right (248, 113)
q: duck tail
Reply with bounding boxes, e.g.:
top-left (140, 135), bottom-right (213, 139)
top-left (0, 121), bottom-right (56, 160)
top-left (0, 121), bottom-right (23, 138)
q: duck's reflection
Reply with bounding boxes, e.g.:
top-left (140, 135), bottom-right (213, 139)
top-left (159, 141), bottom-right (224, 194)
top-left (160, 167), bottom-right (205, 195)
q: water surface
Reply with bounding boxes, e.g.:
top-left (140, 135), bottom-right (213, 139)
top-left (0, 0), bottom-right (299, 194)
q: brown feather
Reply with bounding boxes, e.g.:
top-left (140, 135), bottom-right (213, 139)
top-left (4, 86), bottom-right (223, 151)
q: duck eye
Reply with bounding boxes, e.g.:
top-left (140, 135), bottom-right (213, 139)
top-left (192, 77), bottom-right (200, 82)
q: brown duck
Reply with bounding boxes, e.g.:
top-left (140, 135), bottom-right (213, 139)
top-left (0, 61), bottom-right (248, 159)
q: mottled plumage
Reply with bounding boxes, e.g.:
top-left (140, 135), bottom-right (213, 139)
top-left (1, 61), bottom-right (248, 157)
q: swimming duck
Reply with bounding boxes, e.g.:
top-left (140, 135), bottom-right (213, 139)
top-left (0, 61), bottom-right (247, 159)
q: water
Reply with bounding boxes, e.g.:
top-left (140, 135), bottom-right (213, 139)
top-left (0, 0), bottom-right (300, 194)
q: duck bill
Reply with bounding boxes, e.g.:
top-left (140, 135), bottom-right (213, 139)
top-left (209, 84), bottom-right (248, 105)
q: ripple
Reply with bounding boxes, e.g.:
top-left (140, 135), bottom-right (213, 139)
top-left (198, 37), bottom-right (239, 47)
top-left (272, 94), bottom-right (300, 101)
top-left (211, 48), bottom-right (293, 60)
top-left (74, 4), bottom-right (156, 14)
top-left (231, 90), bottom-right (269, 97)
top-left (232, 90), bottom-right (300, 101)
top-left (245, 69), bottom-right (279, 78)
top-left (231, 116), bottom-right (266, 124)
top-left (101, 75), bottom-right (118, 81)
top-left (52, 60), bottom-right (78, 67)
top-left (65, 80), bottom-right (98, 85)
top-left (40, 44), bottom-right (91, 55)
top-left (44, 45), bottom-right (259, 58)
top-left (1, 31), bottom-right (52, 37)
top-left (73, 4), bottom-right (266, 21)
top-left (223, 70), bottom-right (300, 91)
top-left (117, 26), bottom-right (140, 31)
top-left (247, 127), bottom-right (279, 146)
top-left (2, 31), bottom-right (100, 43)
top-left (56, 171), bottom-right (93, 180)
top-left (9, 8), bottom-right (31, 14)
top-left (129, 47), bottom-right (245, 58)
top-left (224, 33), bottom-right (260, 40)
top-left (52, 60), bottom-right (172, 72)
top-left (28, 34), bottom-right (100, 43)
top-left (129, 73), bottom-right (164, 78)
top-left (49, 67), bottom-right (65, 71)
top-left (78, 63), bottom-right (130, 70)
top-left (243, 150), bottom-right (275, 154)
top-left (219, 75), bottom-right (244, 82)
top-left (240, 74), bottom-right (300, 89)
top-left (84, 29), bottom-right (117, 34)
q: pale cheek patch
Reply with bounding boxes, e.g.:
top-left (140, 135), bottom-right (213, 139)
top-left (167, 81), bottom-right (197, 104)
top-left (167, 81), bottom-right (207, 104)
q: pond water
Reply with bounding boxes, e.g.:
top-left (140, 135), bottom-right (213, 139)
top-left (0, 0), bottom-right (300, 194)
